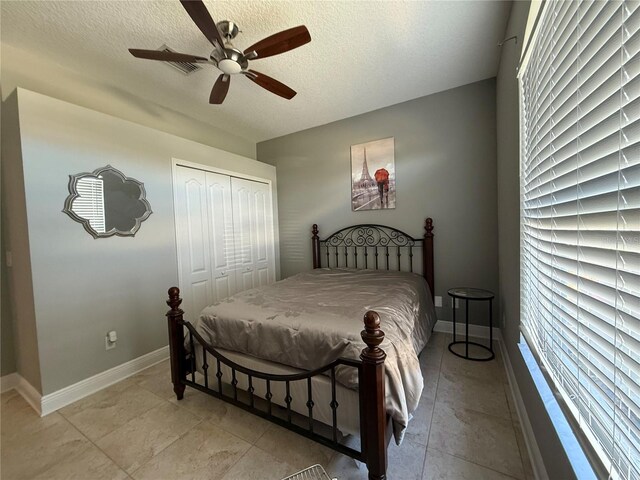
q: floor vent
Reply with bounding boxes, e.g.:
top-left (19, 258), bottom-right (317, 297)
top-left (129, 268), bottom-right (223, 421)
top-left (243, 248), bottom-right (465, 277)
top-left (159, 44), bottom-right (203, 75)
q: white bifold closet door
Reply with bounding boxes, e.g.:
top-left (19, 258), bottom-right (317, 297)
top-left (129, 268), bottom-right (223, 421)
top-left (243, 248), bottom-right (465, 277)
top-left (174, 165), bottom-right (275, 316)
top-left (206, 172), bottom-right (237, 301)
top-left (231, 177), bottom-right (274, 292)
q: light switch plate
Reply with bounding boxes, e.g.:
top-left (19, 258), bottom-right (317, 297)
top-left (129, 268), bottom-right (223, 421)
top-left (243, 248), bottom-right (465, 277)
top-left (105, 335), bottom-right (116, 350)
top-left (434, 296), bottom-right (442, 307)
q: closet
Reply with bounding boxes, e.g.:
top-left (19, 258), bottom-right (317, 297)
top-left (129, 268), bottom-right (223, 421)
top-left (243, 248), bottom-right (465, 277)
top-left (174, 164), bottom-right (276, 316)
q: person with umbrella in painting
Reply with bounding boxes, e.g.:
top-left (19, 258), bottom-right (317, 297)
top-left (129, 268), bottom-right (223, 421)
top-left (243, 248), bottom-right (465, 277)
top-left (375, 167), bottom-right (390, 208)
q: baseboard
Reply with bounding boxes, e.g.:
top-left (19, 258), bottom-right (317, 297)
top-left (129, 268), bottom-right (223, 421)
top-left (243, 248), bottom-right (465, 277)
top-left (1, 372), bottom-right (19, 393)
top-left (499, 340), bottom-right (549, 480)
top-left (16, 375), bottom-right (43, 415)
top-left (39, 345), bottom-right (169, 416)
top-left (434, 320), bottom-right (502, 341)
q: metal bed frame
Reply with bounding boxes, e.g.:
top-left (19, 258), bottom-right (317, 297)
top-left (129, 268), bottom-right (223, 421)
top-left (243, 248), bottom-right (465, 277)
top-left (165, 218), bottom-right (434, 480)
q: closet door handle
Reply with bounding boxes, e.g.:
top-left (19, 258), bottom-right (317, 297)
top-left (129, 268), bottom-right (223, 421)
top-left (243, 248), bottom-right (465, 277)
top-left (221, 271), bottom-right (226, 277)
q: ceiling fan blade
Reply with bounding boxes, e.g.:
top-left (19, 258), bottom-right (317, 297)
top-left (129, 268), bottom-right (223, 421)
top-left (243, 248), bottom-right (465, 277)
top-left (210, 74), bottom-right (230, 104)
top-left (129, 49), bottom-right (208, 63)
top-left (244, 70), bottom-right (297, 99)
top-left (244, 25), bottom-right (311, 60)
top-left (179, 0), bottom-right (225, 49)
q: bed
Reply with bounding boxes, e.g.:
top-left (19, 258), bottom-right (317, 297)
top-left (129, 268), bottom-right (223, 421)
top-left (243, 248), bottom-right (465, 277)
top-left (165, 219), bottom-right (435, 480)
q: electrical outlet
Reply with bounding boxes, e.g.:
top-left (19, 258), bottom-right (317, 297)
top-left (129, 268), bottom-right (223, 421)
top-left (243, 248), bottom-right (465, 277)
top-left (451, 298), bottom-right (460, 309)
top-left (434, 296), bottom-right (442, 308)
top-left (5, 251), bottom-right (12, 268)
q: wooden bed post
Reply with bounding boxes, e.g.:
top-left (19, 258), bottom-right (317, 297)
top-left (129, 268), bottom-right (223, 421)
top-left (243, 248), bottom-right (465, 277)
top-left (360, 311), bottom-right (387, 480)
top-left (312, 224), bottom-right (321, 268)
top-left (423, 218), bottom-right (435, 299)
top-left (166, 287), bottom-right (186, 400)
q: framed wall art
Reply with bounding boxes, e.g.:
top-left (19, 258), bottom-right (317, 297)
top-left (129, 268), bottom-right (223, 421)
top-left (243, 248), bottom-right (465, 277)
top-left (350, 137), bottom-right (395, 211)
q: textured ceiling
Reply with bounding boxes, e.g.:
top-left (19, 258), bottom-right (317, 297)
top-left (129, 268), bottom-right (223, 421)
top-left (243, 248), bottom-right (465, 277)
top-left (1, 1), bottom-right (511, 143)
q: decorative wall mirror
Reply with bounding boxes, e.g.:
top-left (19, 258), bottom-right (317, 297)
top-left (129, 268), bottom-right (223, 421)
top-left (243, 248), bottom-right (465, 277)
top-left (63, 165), bottom-right (152, 238)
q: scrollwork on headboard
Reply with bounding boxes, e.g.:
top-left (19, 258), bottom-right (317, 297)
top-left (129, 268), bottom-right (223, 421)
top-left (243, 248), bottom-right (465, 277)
top-left (311, 219), bottom-right (435, 298)
top-left (324, 225), bottom-right (417, 249)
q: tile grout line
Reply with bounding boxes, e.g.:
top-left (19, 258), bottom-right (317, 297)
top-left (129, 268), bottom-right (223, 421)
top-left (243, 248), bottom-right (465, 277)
top-left (58, 375), bottom-right (170, 421)
top-left (427, 445), bottom-right (523, 480)
top-left (502, 381), bottom-right (534, 478)
top-left (58, 380), bottom-right (175, 442)
top-left (430, 383), bottom-right (517, 424)
top-left (421, 333), bottom-right (445, 478)
top-left (128, 417), bottom-right (209, 478)
top-left (510, 415), bottom-right (534, 479)
top-left (251, 416), bottom-right (274, 446)
top-left (435, 338), bottom-right (516, 423)
top-left (57, 411), bottom-right (134, 479)
top-left (219, 445), bottom-right (254, 480)
top-left (501, 379), bottom-right (532, 478)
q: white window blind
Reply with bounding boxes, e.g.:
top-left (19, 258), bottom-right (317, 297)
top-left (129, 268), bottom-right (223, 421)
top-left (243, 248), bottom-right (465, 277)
top-left (520, 1), bottom-right (640, 479)
top-left (73, 176), bottom-right (106, 233)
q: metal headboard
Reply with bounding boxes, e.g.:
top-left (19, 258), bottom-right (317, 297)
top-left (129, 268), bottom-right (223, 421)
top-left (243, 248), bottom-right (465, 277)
top-left (311, 218), bottom-right (435, 298)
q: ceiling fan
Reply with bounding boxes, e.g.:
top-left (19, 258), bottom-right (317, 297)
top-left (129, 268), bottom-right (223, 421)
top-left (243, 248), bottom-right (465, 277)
top-left (128, 0), bottom-right (311, 104)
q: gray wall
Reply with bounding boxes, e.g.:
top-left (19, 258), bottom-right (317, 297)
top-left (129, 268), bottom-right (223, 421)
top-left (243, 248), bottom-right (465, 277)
top-left (1, 93), bottom-right (42, 388)
top-left (1, 94), bottom-right (17, 376)
top-left (496, 2), bottom-right (576, 478)
top-left (4, 88), bottom-right (277, 395)
top-left (258, 79), bottom-right (499, 324)
top-left (1, 194), bottom-right (17, 377)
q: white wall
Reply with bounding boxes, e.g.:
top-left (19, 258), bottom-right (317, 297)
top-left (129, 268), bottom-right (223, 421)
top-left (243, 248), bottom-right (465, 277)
top-left (4, 88), bottom-right (277, 395)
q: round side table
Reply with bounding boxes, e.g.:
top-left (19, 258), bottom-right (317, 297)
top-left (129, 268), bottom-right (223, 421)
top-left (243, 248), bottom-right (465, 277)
top-left (447, 287), bottom-right (495, 361)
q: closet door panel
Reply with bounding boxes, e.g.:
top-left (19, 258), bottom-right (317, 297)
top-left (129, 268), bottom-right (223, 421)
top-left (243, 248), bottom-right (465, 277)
top-left (232, 178), bottom-right (257, 291)
top-left (252, 182), bottom-right (274, 286)
top-left (206, 172), bottom-right (236, 301)
top-left (175, 166), bottom-right (214, 315)
top-left (231, 177), bottom-right (275, 291)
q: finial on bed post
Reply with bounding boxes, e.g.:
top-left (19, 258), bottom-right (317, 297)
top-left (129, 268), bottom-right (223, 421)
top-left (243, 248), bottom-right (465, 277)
top-left (312, 224), bottom-right (321, 269)
top-left (423, 218), bottom-right (435, 300)
top-left (361, 311), bottom-right (386, 362)
top-left (166, 287), bottom-right (186, 400)
top-left (360, 311), bottom-right (387, 480)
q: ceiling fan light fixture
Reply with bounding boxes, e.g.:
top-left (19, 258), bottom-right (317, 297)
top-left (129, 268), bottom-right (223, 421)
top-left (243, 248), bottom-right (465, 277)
top-left (218, 58), bottom-right (242, 75)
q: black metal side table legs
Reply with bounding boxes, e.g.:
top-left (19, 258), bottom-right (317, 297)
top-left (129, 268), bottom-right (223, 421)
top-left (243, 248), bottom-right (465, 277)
top-left (447, 287), bottom-right (495, 362)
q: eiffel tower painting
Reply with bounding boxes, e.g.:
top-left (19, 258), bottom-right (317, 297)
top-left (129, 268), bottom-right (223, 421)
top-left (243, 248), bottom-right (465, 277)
top-left (354, 148), bottom-right (376, 189)
top-left (351, 137), bottom-right (396, 211)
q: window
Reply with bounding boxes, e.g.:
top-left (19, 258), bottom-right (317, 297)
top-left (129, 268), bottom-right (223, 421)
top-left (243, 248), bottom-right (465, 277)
top-left (519, 2), bottom-right (640, 479)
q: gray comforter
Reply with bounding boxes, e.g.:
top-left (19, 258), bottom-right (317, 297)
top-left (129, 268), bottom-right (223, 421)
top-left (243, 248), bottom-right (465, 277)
top-left (194, 268), bottom-right (436, 442)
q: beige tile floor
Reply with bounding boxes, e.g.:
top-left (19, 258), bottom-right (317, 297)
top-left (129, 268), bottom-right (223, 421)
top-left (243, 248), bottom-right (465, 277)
top-left (0, 333), bottom-right (534, 480)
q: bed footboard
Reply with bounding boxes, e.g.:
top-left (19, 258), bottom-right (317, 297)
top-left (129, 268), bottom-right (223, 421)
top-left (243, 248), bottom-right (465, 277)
top-left (165, 287), bottom-right (388, 480)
